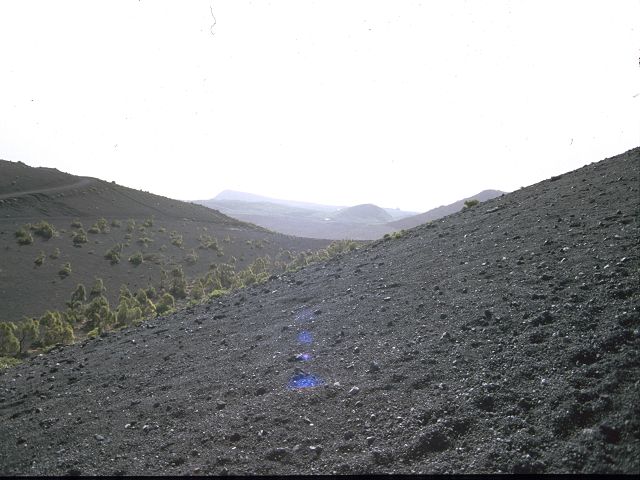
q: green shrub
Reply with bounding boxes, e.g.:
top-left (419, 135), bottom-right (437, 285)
top-left (15, 228), bottom-right (33, 245)
top-left (15, 318), bottom-right (39, 354)
top-left (89, 278), bottom-right (106, 299)
top-left (185, 249), bottom-right (198, 265)
top-left (156, 293), bottom-right (175, 315)
top-left (128, 252), bottom-right (144, 266)
top-left (69, 283), bottom-right (87, 307)
top-left (50, 247), bottom-right (61, 259)
top-left (137, 237), bottom-right (154, 248)
top-left (58, 262), bottom-right (72, 278)
top-left (32, 221), bottom-right (57, 240)
top-left (34, 251), bottom-right (45, 266)
top-left (95, 218), bottom-right (109, 233)
top-left (169, 266), bottom-right (187, 299)
top-left (70, 219), bottom-right (83, 229)
top-left (87, 224), bottom-right (100, 234)
top-left (72, 228), bottom-right (88, 245)
top-left (86, 328), bottom-right (99, 339)
top-left (0, 322), bottom-right (19, 356)
top-left (0, 356), bottom-right (21, 369)
top-left (189, 281), bottom-right (206, 301)
top-left (157, 227), bottom-right (166, 233)
top-left (145, 285), bottom-right (158, 300)
top-left (209, 289), bottom-right (228, 298)
top-left (38, 311), bottom-right (74, 347)
top-left (143, 217), bottom-right (154, 228)
top-left (84, 295), bottom-right (113, 332)
top-left (116, 304), bottom-right (143, 327)
top-left (463, 199), bottom-right (479, 209)
top-left (126, 219), bottom-right (136, 233)
top-left (199, 234), bottom-right (220, 251)
top-left (111, 219), bottom-right (121, 228)
top-left (104, 244), bottom-right (123, 265)
top-left (170, 231), bottom-right (183, 247)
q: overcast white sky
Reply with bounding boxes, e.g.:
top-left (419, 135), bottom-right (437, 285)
top-left (0, 1), bottom-right (638, 212)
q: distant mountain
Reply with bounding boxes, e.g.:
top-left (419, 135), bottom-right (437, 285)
top-left (206, 190), bottom-right (417, 220)
top-left (195, 189), bottom-right (505, 240)
top-left (213, 190), bottom-right (340, 212)
top-left (194, 191), bottom-right (418, 240)
top-left (388, 189), bottom-right (506, 230)
top-left (331, 204), bottom-right (393, 224)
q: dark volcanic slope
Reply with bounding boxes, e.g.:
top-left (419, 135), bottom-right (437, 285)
top-left (0, 161), bottom-right (331, 320)
top-left (1, 148), bottom-right (639, 475)
top-left (0, 160), bottom-right (79, 198)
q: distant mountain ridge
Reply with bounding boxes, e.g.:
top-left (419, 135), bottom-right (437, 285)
top-left (195, 189), bottom-right (505, 240)
top-left (209, 190), bottom-right (418, 220)
top-left (214, 190), bottom-right (342, 213)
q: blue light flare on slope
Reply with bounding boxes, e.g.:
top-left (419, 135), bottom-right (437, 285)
top-left (288, 373), bottom-right (324, 389)
top-left (296, 353), bottom-right (312, 361)
top-left (297, 331), bottom-right (313, 344)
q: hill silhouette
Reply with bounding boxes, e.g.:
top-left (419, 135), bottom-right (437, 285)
top-left (198, 190), bottom-right (505, 240)
top-left (197, 194), bottom-right (417, 240)
top-left (0, 147), bottom-right (638, 475)
top-left (332, 204), bottom-right (393, 224)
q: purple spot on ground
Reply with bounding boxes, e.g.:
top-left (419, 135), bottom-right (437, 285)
top-left (288, 373), bottom-right (324, 389)
top-left (297, 331), bottom-right (313, 344)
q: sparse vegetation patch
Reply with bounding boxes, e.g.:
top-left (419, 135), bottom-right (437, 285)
top-left (104, 244), bottom-right (123, 265)
top-left (31, 221), bottom-right (57, 240)
top-left (128, 251), bottom-right (144, 266)
top-left (15, 227), bottom-right (33, 246)
top-left (58, 262), bottom-right (72, 278)
top-left (72, 228), bottom-right (88, 246)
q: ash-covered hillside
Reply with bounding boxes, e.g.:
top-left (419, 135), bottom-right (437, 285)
top-left (0, 160), bottom-right (331, 321)
top-left (0, 148), bottom-right (638, 475)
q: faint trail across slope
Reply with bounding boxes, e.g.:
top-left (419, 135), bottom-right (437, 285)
top-left (0, 177), bottom-right (97, 200)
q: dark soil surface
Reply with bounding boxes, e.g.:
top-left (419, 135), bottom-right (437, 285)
top-left (1, 148), bottom-right (638, 475)
top-left (0, 162), bottom-right (330, 320)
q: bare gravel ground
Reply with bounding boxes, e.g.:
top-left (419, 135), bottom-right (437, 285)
top-left (0, 148), bottom-right (638, 475)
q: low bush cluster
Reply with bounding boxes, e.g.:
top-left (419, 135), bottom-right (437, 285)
top-left (58, 262), bottom-right (72, 278)
top-left (31, 221), bottom-right (57, 240)
top-left (34, 251), bottom-right (45, 266)
top-left (128, 251), bottom-right (144, 266)
top-left (199, 234), bottom-right (220, 251)
top-left (72, 228), bottom-right (88, 246)
top-left (104, 244), bottom-right (123, 265)
top-left (170, 231), bottom-right (184, 248)
top-left (14, 227), bottom-right (33, 246)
